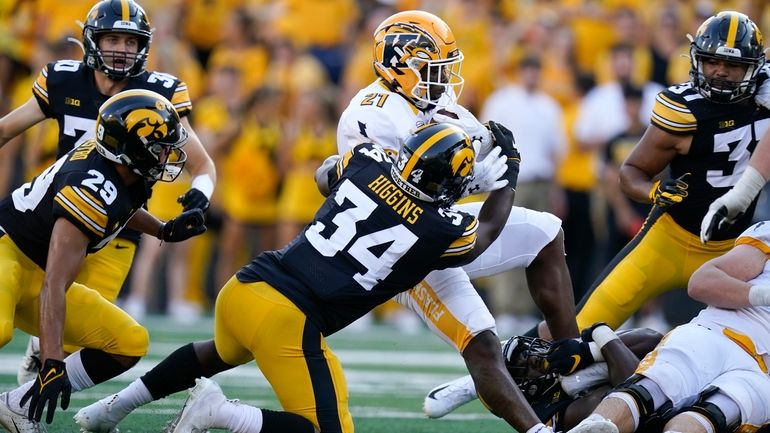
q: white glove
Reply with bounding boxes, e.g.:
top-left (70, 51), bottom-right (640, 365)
top-left (700, 166), bottom-right (766, 243)
top-left (433, 104), bottom-right (493, 157)
top-left (755, 72), bottom-right (770, 109)
top-left (462, 146), bottom-right (508, 197)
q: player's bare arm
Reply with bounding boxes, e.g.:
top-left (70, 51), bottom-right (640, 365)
top-left (688, 243), bottom-right (767, 308)
top-left (127, 208), bottom-right (206, 243)
top-left (619, 125), bottom-right (692, 204)
top-left (38, 217), bottom-right (89, 363)
top-left (0, 97), bottom-right (46, 149)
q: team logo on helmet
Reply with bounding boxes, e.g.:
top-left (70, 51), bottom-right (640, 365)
top-left (125, 109), bottom-right (168, 142)
top-left (451, 147), bottom-right (474, 177)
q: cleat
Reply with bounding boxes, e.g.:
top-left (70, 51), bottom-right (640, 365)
top-left (423, 375), bottom-right (477, 418)
top-left (164, 378), bottom-right (229, 433)
top-left (568, 415), bottom-right (619, 433)
top-left (17, 337), bottom-right (41, 386)
top-left (0, 391), bottom-right (47, 433)
top-left (74, 394), bottom-right (126, 433)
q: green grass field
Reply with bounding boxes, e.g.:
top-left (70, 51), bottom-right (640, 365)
top-left (0, 317), bottom-right (514, 433)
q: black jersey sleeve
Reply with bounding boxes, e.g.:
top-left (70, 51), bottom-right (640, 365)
top-left (435, 211), bottom-right (478, 268)
top-left (32, 63), bottom-right (55, 117)
top-left (51, 172), bottom-right (110, 243)
top-left (649, 85), bottom-right (698, 135)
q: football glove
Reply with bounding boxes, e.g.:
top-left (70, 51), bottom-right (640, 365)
top-left (20, 359), bottom-right (71, 424)
top-left (488, 120), bottom-right (520, 191)
top-left (462, 146), bottom-right (508, 197)
top-left (434, 104), bottom-right (493, 157)
top-left (649, 173), bottom-right (690, 207)
top-left (545, 338), bottom-right (593, 375)
top-left (700, 166), bottom-right (766, 243)
top-left (177, 188), bottom-right (210, 212)
top-left (158, 209), bottom-right (207, 242)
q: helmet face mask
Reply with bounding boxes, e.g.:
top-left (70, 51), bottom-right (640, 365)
top-left (502, 336), bottom-right (560, 401)
top-left (83, 0), bottom-right (153, 80)
top-left (373, 11), bottom-right (464, 109)
top-left (689, 11), bottom-right (765, 103)
top-left (96, 89), bottom-right (188, 182)
top-left (392, 123), bottom-right (474, 208)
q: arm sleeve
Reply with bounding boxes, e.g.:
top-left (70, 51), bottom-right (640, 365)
top-left (649, 91), bottom-right (697, 135)
top-left (171, 80), bottom-right (193, 117)
top-left (51, 174), bottom-right (109, 242)
top-left (437, 214), bottom-right (479, 268)
top-left (736, 221), bottom-right (770, 253)
top-left (32, 64), bottom-right (54, 117)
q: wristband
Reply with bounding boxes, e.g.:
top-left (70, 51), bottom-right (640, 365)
top-left (191, 174), bottom-right (214, 199)
top-left (588, 342), bottom-right (604, 362)
top-left (748, 285), bottom-right (770, 306)
top-left (592, 325), bottom-right (619, 349)
top-left (720, 166), bottom-right (766, 212)
top-left (732, 166), bottom-right (766, 202)
top-left (526, 422), bottom-right (548, 433)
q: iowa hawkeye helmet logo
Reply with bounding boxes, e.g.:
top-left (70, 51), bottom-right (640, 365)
top-left (451, 147), bottom-right (474, 177)
top-left (125, 102), bottom-right (170, 142)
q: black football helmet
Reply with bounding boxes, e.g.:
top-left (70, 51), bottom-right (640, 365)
top-left (502, 336), bottom-right (561, 401)
top-left (391, 123), bottom-right (475, 208)
top-left (689, 11), bottom-right (765, 103)
top-left (95, 89), bottom-right (187, 181)
top-left (83, 0), bottom-right (153, 79)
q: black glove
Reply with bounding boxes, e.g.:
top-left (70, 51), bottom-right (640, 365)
top-left (158, 208), bottom-right (207, 242)
top-left (177, 188), bottom-right (210, 212)
top-left (20, 358), bottom-right (71, 424)
top-left (649, 173), bottom-right (690, 207)
top-left (545, 338), bottom-right (594, 375)
top-left (580, 322), bottom-right (611, 343)
top-left (487, 120), bottom-right (520, 190)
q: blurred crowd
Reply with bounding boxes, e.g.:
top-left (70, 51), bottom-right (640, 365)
top-left (0, 0), bottom-right (769, 329)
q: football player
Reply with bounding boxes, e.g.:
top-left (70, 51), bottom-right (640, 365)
top-left (528, 11), bottom-right (770, 335)
top-left (0, 0), bottom-right (217, 384)
top-left (424, 327), bottom-right (662, 431)
top-left (75, 122), bottom-right (551, 433)
top-left (0, 90), bottom-right (206, 431)
top-left (335, 9), bottom-right (579, 427)
top-left (569, 220), bottom-right (770, 433)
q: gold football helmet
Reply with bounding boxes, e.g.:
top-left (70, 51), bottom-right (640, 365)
top-left (373, 10), bottom-right (464, 109)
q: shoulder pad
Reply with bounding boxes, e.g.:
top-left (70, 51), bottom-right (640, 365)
top-left (650, 85), bottom-right (698, 134)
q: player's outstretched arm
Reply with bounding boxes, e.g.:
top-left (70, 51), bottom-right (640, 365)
top-left (456, 121), bottom-right (518, 265)
top-left (127, 208), bottom-right (206, 243)
top-left (0, 97), bottom-right (46, 150)
top-left (176, 118), bottom-right (216, 212)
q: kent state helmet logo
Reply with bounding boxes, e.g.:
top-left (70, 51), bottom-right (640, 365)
top-left (125, 108), bottom-right (168, 140)
top-left (451, 147), bottom-right (474, 177)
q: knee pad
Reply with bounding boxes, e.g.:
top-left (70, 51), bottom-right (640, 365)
top-left (114, 323), bottom-right (149, 357)
top-left (681, 386), bottom-right (739, 433)
top-left (615, 375), bottom-right (674, 433)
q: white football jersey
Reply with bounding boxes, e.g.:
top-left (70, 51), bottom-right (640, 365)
top-left (337, 80), bottom-right (436, 155)
top-left (692, 220), bottom-right (770, 356)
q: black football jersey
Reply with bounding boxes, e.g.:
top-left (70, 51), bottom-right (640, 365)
top-left (649, 77), bottom-right (770, 240)
top-left (30, 60), bottom-right (192, 243)
top-left (0, 140), bottom-right (151, 269)
top-left (238, 143), bottom-right (478, 335)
